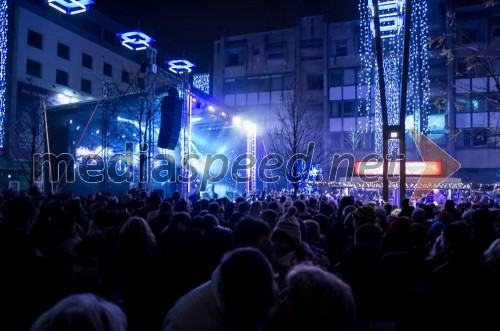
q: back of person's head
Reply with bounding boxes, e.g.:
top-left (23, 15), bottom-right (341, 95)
top-left (233, 217), bottom-right (271, 250)
top-left (401, 198), bottom-right (411, 208)
top-left (308, 197), bottom-right (318, 209)
top-left (30, 293), bottom-right (127, 331)
top-left (173, 199), bottom-right (190, 213)
top-left (171, 191), bottom-right (181, 201)
top-left (250, 200), bottom-right (262, 214)
top-left (200, 213), bottom-right (218, 227)
top-left (422, 204), bottom-right (435, 220)
top-left (237, 201), bottom-right (251, 214)
top-left (383, 202), bottom-right (393, 216)
top-left (158, 201), bottom-right (173, 214)
top-left (4, 197), bottom-right (37, 231)
top-left (411, 207), bottom-right (427, 223)
top-left (92, 208), bottom-right (111, 229)
top-left (471, 208), bottom-right (495, 231)
top-left (199, 198), bottom-right (210, 211)
top-left (355, 223), bottom-right (382, 246)
top-left (149, 191), bottom-right (162, 208)
top-left (293, 200), bottom-right (307, 213)
top-left (119, 216), bottom-right (156, 247)
top-left (286, 263), bottom-right (357, 331)
top-left (260, 209), bottom-right (279, 229)
top-left (74, 234), bottom-right (114, 271)
top-left (207, 201), bottom-right (220, 216)
top-left (267, 201), bottom-right (280, 213)
top-left (219, 247), bottom-right (274, 327)
top-left (312, 213), bottom-right (329, 234)
top-left (49, 209), bottom-right (77, 236)
top-left (442, 221), bottom-right (473, 259)
top-left (445, 199), bottom-right (455, 210)
top-left (304, 220), bottom-right (321, 244)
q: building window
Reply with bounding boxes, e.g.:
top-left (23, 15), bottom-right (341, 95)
top-left (103, 62), bottom-right (112, 77)
top-left (225, 41), bottom-right (245, 66)
top-left (330, 69), bottom-right (342, 87)
top-left (307, 74), bottom-right (323, 90)
top-left (329, 101), bottom-right (357, 118)
top-left (343, 68), bottom-right (356, 85)
top-left (335, 40), bottom-right (347, 56)
top-left (121, 70), bottom-right (130, 83)
top-left (27, 29), bottom-right (43, 49)
top-left (224, 78), bottom-right (235, 94)
top-left (56, 70), bottom-right (69, 86)
top-left (270, 75), bottom-right (283, 91)
top-left (57, 43), bottom-right (70, 60)
top-left (330, 102), bottom-right (341, 117)
top-left (82, 53), bottom-right (93, 69)
top-left (81, 78), bottom-right (92, 94)
top-left (26, 59), bottom-right (42, 78)
top-left (247, 77), bottom-right (259, 93)
top-left (259, 76), bottom-right (270, 92)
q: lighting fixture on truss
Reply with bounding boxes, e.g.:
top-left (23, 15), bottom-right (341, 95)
top-left (117, 30), bottom-right (155, 51)
top-left (47, 0), bottom-right (94, 15)
top-left (166, 59), bottom-right (195, 74)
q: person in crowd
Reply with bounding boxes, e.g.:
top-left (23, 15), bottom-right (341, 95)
top-left (430, 222), bottom-right (500, 331)
top-left (163, 247), bottom-right (275, 331)
top-left (270, 206), bottom-right (320, 290)
top-left (29, 293), bottom-right (127, 331)
top-left (113, 216), bottom-right (164, 331)
top-left (265, 263), bottom-right (357, 331)
top-left (398, 198), bottom-right (415, 218)
top-left (232, 216), bottom-right (272, 257)
top-left (433, 189), bottom-right (447, 206)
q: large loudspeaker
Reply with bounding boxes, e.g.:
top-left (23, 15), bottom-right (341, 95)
top-left (158, 87), bottom-right (182, 150)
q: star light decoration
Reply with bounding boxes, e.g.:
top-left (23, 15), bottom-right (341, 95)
top-left (117, 30), bottom-right (155, 51)
top-left (47, 0), bottom-right (94, 15)
top-left (166, 59), bottom-right (196, 74)
top-left (358, 0), bottom-right (430, 154)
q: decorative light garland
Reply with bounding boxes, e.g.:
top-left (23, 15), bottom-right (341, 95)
top-left (310, 180), bottom-right (472, 190)
top-left (193, 74), bottom-right (210, 95)
top-left (358, 0), bottom-right (430, 154)
top-left (0, 0), bottom-right (7, 148)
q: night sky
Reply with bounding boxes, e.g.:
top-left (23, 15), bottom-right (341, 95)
top-left (93, 0), bottom-right (359, 72)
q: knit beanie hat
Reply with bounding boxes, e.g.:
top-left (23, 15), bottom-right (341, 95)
top-left (273, 207), bottom-right (302, 247)
top-left (353, 205), bottom-right (376, 225)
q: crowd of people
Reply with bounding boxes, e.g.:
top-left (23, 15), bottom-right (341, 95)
top-left (0, 186), bottom-right (499, 331)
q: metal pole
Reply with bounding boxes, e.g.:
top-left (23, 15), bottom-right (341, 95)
top-left (399, 0), bottom-right (413, 202)
top-left (372, 1), bottom-right (390, 202)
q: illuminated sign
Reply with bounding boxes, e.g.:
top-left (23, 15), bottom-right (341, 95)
top-left (47, 0), bottom-right (94, 15)
top-left (354, 161), bottom-right (442, 176)
top-left (117, 30), bottom-right (155, 51)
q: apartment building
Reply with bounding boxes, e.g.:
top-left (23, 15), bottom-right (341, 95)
top-left (3, 0), bottom-right (156, 190)
top-left (212, 0), bottom-right (500, 186)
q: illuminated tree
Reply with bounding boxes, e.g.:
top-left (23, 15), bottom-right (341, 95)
top-left (0, 0), bottom-right (7, 149)
top-left (266, 83), bottom-right (327, 196)
top-left (358, 0), bottom-right (431, 154)
top-left (428, 0), bottom-right (500, 147)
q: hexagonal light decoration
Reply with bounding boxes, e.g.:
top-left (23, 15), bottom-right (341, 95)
top-left (117, 30), bottom-right (155, 51)
top-left (166, 59), bottom-right (196, 74)
top-left (47, 0), bottom-right (94, 15)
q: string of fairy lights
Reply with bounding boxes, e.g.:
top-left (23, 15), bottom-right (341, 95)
top-left (0, 0), bottom-right (7, 148)
top-left (358, 0), bottom-right (430, 154)
top-left (310, 180), bottom-right (473, 190)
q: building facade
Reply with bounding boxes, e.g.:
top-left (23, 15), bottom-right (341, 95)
top-left (4, 0), bottom-right (162, 191)
top-left (212, 0), bottom-right (500, 187)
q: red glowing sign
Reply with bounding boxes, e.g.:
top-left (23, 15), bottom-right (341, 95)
top-left (354, 161), bottom-right (442, 176)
